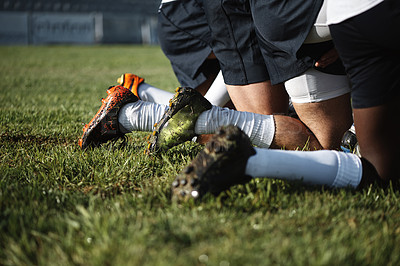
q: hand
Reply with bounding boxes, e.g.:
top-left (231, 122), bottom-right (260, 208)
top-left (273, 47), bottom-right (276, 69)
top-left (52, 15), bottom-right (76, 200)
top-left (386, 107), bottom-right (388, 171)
top-left (315, 48), bottom-right (339, 68)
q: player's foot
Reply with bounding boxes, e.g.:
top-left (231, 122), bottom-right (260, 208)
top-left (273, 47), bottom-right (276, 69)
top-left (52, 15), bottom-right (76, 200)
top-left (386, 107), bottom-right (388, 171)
top-left (117, 73), bottom-right (145, 99)
top-left (145, 87), bottom-right (212, 154)
top-left (79, 85), bottom-right (138, 149)
top-left (171, 125), bottom-right (256, 201)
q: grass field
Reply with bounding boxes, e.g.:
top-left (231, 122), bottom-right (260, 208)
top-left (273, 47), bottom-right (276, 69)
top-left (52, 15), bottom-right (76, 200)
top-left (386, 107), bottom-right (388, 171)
top-left (1, 45), bottom-right (400, 266)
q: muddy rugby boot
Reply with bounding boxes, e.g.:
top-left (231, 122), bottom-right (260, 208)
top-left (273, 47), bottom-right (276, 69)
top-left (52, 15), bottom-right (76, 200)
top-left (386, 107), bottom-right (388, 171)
top-left (145, 86), bottom-right (212, 154)
top-left (171, 125), bottom-right (256, 201)
top-left (117, 73), bottom-right (145, 99)
top-left (79, 85), bottom-right (138, 149)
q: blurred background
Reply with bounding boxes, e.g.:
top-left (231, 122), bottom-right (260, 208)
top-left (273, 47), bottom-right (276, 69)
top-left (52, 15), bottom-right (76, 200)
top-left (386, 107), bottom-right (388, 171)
top-left (0, 0), bottom-right (160, 45)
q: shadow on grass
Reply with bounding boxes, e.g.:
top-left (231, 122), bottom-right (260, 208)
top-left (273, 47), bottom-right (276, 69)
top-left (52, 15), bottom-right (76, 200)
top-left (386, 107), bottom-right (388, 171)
top-left (0, 131), bottom-right (71, 146)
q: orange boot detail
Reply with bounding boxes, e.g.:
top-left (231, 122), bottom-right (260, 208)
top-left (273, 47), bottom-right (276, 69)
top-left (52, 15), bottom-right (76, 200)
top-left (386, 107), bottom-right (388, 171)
top-left (117, 73), bottom-right (145, 99)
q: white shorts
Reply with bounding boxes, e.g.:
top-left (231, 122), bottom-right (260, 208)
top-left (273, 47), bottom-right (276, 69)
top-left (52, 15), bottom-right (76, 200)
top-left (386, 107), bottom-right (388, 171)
top-left (304, 0), bottom-right (332, 44)
top-left (284, 68), bottom-right (351, 103)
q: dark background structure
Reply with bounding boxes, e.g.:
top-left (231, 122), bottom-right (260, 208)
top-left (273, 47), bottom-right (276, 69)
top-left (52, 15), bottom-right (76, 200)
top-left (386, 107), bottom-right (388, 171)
top-left (0, 0), bottom-right (161, 44)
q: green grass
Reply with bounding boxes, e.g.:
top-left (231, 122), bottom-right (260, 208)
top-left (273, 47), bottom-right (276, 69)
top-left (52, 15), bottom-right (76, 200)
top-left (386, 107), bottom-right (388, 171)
top-left (1, 45), bottom-right (400, 266)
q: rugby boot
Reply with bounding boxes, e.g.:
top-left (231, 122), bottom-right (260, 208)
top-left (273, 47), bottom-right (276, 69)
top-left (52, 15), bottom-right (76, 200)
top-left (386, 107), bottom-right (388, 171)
top-left (145, 86), bottom-right (212, 154)
top-left (117, 73), bottom-right (145, 99)
top-left (79, 85), bottom-right (138, 149)
top-left (171, 125), bottom-right (256, 201)
top-left (340, 124), bottom-right (361, 157)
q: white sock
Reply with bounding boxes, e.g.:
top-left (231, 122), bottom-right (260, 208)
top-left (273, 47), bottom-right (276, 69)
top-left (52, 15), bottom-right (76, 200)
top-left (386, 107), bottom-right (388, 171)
top-left (137, 83), bottom-right (174, 106)
top-left (137, 70), bottom-right (229, 107)
top-left (195, 106), bottom-right (275, 148)
top-left (204, 71), bottom-right (230, 107)
top-left (118, 101), bottom-right (168, 132)
top-left (245, 148), bottom-right (363, 188)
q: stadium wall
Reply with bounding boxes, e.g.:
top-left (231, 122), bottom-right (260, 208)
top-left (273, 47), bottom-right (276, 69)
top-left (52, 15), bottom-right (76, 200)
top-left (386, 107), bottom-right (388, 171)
top-left (0, 11), bottom-right (159, 45)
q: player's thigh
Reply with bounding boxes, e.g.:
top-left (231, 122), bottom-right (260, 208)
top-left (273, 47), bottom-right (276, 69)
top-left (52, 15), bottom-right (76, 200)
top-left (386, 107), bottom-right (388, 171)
top-left (226, 82), bottom-right (289, 115)
top-left (272, 115), bottom-right (322, 150)
top-left (285, 69), bottom-right (353, 149)
top-left (293, 93), bottom-right (352, 150)
top-left (330, 1), bottom-right (400, 180)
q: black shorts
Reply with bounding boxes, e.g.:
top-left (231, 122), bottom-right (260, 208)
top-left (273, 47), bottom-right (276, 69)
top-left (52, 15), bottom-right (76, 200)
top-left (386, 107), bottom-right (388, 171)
top-left (330, 0), bottom-right (400, 108)
top-left (203, 0), bottom-right (323, 85)
top-left (249, 0), bottom-right (323, 84)
top-left (158, 0), bottom-right (220, 88)
top-left (203, 0), bottom-right (269, 85)
top-left (298, 41), bottom-right (346, 76)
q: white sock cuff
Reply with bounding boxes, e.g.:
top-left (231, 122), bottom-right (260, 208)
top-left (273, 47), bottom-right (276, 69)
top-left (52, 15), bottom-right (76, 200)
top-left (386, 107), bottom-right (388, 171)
top-left (195, 106), bottom-right (275, 148)
top-left (251, 113), bottom-right (275, 148)
top-left (331, 151), bottom-right (362, 188)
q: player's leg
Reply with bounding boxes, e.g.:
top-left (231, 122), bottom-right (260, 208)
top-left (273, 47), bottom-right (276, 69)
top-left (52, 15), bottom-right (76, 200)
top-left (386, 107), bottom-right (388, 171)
top-left (330, 0), bottom-right (400, 181)
top-left (171, 1), bottom-right (400, 200)
top-left (118, 67), bottom-right (231, 108)
top-left (203, 0), bottom-right (289, 116)
top-left (353, 102), bottom-right (400, 181)
top-left (115, 1), bottom-right (225, 107)
top-left (285, 67), bottom-right (353, 149)
top-left (226, 82), bottom-right (289, 115)
top-left (203, 70), bottom-right (231, 108)
top-left (78, 84), bottom-right (318, 151)
top-left (144, 86), bottom-right (321, 153)
top-left (270, 115), bottom-right (322, 150)
top-left (98, 0), bottom-right (229, 145)
top-left (92, 0), bottom-right (328, 153)
top-left (292, 94), bottom-right (352, 150)
top-left (195, 105), bottom-right (321, 150)
top-left (249, 1), bottom-right (351, 149)
top-left (171, 125), bottom-right (362, 200)
top-left (158, 0), bottom-right (223, 96)
top-left (117, 68), bottom-right (226, 107)
top-left (117, 73), bottom-right (174, 106)
top-left (281, 5), bottom-right (353, 150)
top-left (78, 85), bottom-right (140, 149)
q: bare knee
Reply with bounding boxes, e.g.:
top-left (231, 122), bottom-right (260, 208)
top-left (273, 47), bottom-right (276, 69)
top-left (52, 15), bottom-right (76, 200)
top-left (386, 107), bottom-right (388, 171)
top-left (226, 82), bottom-right (289, 115)
top-left (271, 115), bottom-right (322, 150)
top-left (292, 94), bottom-right (353, 150)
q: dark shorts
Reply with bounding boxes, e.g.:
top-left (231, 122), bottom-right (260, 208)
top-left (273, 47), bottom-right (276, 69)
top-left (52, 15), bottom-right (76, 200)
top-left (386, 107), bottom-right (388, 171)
top-left (158, 0), bottom-right (220, 88)
top-left (249, 0), bottom-right (323, 84)
top-left (330, 0), bottom-right (400, 108)
top-left (203, 0), bottom-right (323, 85)
top-left (203, 0), bottom-right (269, 85)
top-left (298, 41), bottom-right (346, 76)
